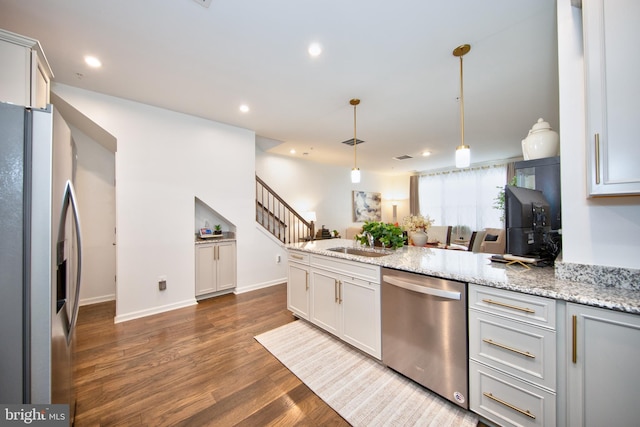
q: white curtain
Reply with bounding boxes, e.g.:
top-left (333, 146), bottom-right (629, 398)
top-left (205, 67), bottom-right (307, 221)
top-left (418, 165), bottom-right (507, 235)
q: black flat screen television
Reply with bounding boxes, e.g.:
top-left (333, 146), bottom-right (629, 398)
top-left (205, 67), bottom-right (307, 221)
top-left (504, 185), bottom-right (551, 257)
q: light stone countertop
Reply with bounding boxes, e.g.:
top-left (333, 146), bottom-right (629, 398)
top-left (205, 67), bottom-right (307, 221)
top-left (286, 238), bottom-right (640, 315)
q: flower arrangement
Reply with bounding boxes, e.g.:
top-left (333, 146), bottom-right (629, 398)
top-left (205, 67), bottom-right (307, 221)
top-left (401, 214), bottom-right (434, 233)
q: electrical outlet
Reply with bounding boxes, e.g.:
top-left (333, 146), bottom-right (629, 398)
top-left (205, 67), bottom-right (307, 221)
top-left (158, 275), bottom-right (167, 291)
top-left (192, 0), bottom-right (212, 8)
top-left (276, 254), bottom-right (281, 264)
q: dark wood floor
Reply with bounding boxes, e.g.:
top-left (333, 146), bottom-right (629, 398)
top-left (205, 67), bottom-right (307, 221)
top-left (73, 283), bottom-right (348, 426)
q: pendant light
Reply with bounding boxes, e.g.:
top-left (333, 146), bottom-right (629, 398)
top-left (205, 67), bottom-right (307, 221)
top-left (453, 44), bottom-right (471, 168)
top-left (350, 98), bottom-right (361, 183)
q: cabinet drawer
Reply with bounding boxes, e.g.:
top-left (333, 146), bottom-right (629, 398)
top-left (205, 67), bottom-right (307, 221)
top-left (469, 310), bottom-right (555, 391)
top-left (310, 254), bottom-right (380, 283)
top-left (469, 284), bottom-right (555, 329)
top-left (470, 360), bottom-right (556, 427)
top-left (288, 250), bottom-right (310, 264)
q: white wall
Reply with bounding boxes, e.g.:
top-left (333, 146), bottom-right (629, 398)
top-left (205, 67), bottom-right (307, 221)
top-left (255, 148), bottom-right (411, 235)
top-left (53, 83), bottom-right (287, 322)
top-left (557, 0), bottom-right (640, 269)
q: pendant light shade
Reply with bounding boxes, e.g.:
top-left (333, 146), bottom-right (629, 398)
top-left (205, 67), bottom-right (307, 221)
top-left (453, 44), bottom-right (471, 168)
top-left (350, 98), bottom-right (361, 183)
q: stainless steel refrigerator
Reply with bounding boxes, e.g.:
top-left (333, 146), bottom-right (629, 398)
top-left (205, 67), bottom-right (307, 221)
top-left (0, 101), bottom-right (82, 421)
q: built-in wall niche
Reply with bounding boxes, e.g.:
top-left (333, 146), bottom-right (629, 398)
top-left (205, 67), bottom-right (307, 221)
top-left (194, 197), bottom-right (236, 238)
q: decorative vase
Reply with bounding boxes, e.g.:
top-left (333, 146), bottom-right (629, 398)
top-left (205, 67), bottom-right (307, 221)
top-left (411, 231), bottom-right (428, 247)
top-left (521, 118), bottom-right (559, 160)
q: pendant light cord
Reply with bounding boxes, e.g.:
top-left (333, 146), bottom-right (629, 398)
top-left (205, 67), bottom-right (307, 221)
top-left (353, 102), bottom-right (357, 168)
top-left (459, 55), bottom-right (465, 147)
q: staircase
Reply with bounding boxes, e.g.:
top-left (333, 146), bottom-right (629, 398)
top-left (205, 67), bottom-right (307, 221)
top-left (256, 175), bottom-right (314, 243)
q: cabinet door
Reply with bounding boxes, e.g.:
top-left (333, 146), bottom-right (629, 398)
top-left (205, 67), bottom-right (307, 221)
top-left (0, 40), bottom-right (30, 106)
top-left (195, 244), bottom-right (216, 295)
top-left (567, 303), bottom-right (640, 426)
top-left (310, 269), bottom-right (340, 336)
top-left (216, 241), bottom-right (236, 290)
top-left (287, 262), bottom-right (309, 319)
top-left (584, 0), bottom-right (640, 195)
top-left (341, 276), bottom-right (381, 359)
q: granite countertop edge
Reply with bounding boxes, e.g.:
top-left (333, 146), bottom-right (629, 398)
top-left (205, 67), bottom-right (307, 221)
top-left (285, 239), bottom-right (640, 315)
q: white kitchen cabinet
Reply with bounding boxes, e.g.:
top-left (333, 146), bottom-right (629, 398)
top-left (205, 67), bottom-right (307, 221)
top-left (566, 303), bottom-right (640, 426)
top-left (583, 0), bottom-right (640, 196)
top-left (469, 284), bottom-right (556, 427)
top-left (0, 29), bottom-right (52, 109)
top-left (195, 241), bottom-right (236, 298)
top-left (287, 250), bottom-right (310, 319)
top-left (287, 250), bottom-right (381, 359)
top-left (309, 265), bottom-right (381, 359)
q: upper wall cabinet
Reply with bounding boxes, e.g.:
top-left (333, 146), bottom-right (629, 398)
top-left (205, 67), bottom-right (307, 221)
top-left (583, 0), bottom-right (640, 196)
top-left (0, 29), bottom-right (52, 109)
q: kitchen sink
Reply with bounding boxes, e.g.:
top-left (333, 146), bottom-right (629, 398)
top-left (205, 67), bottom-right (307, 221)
top-left (326, 247), bottom-right (392, 257)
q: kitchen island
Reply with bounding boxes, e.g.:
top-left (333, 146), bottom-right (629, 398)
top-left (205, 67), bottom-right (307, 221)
top-left (286, 238), bottom-right (640, 426)
top-left (286, 238), bottom-right (640, 314)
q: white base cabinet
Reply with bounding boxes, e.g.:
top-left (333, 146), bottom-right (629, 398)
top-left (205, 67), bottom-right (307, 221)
top-left (566, 303), bottom-right (640, 426)
top-left (287, 250), bottom-right (381, 359)
top-left (469, 284), bottom-right (556, 427)
top-left (287, 251), bottom-right (310, 319)
top-left (195, 241), bottom-right (236, 298)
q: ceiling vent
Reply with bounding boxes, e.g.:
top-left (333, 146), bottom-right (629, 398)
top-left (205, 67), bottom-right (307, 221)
top-left (192, 0), bottom-right (212, 8)
top-left (341, 138), bottom-right (365, 146)
top-left (393, 155), bottom-right (413, 160)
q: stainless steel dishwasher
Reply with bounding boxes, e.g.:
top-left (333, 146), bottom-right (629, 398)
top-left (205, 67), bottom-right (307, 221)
top-left (381, 268), bottom-right (469, 409)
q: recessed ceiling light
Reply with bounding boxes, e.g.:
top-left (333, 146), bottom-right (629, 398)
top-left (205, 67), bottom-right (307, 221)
top-left (84, 55), bottom-right (102, 68)
top-left (422, 151), bottom-right (431, 157)
top-left (239, 104), bottom-right (250, 113)
top-left (308, 42), bottom-right (322, 57)
top-left (290, 149), bottom-right (296, 154)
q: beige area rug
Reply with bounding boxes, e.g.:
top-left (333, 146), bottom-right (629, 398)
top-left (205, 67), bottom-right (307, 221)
top-left (255, 320), bottom-right (479, 427)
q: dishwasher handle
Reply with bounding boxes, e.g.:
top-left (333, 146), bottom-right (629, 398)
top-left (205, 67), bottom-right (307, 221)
top-left (383, 275), bottom-right (461, 300)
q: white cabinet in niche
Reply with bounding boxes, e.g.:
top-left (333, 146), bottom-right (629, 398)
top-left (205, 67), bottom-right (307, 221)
top-left (195, 241), bottom-right (236, 298)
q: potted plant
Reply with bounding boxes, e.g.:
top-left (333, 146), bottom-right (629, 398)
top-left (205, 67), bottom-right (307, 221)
top-left (354, 221), bottom-right (405, 249)
top-left (213, 224), bottom-right (222, 235)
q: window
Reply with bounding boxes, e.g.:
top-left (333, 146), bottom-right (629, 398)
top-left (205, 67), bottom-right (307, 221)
top-left (418, 164), bottom-right (506, 239)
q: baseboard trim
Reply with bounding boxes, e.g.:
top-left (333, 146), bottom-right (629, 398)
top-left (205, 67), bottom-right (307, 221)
top-left (235, 278), bottom-right (286, 294)
top-left (114, 298), bottom-right (197, 323)
top-left (80, 294), bottom-right (116, 306)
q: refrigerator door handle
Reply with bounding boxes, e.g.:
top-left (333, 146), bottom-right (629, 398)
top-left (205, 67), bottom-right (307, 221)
top-left (57, 180), bottom-right (83, 344)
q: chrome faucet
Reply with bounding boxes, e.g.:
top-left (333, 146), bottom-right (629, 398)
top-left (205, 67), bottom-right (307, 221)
top-left (362, 231), bottom-right (374, 248)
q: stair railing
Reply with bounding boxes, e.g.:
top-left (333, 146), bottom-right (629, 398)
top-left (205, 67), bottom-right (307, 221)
top-left (256, 175), bottom-right (314, 243)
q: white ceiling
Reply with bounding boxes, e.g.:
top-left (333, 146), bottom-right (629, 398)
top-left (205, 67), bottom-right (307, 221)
top-left (0, 0), bottom-right (559, 175)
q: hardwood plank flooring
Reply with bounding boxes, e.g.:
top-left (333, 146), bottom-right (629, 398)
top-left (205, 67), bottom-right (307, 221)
top-left (73, 284), bottom-right (348, 426)
top-left (74, 283), bottom-right (488, 427)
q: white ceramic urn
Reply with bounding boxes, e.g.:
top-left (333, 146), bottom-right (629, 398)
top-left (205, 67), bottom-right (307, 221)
top-left (521, 118), bottom-right (559, 160)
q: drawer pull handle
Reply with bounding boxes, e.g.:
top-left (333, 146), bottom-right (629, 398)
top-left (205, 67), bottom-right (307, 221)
top-left (483, 392), bottom-right (536, 419)
top-left (292, 254), bottom-right (304, 260)
top-left (305, 271), bottom-right (309, 291)
top-left (483, 338), bottom-right (535, 358)
top-left (595, 133), bottom-right (601, 185)
top-left (572, 314), bottom-right (577, 364)
top-left (482, 298), bottom-right (535, 314)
